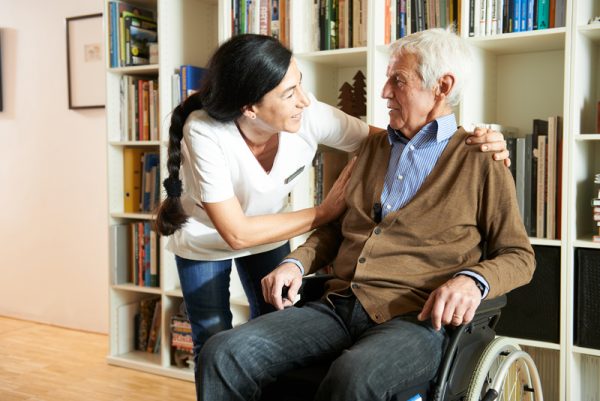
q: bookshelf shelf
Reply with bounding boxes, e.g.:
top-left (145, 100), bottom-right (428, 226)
top-left (112, 284), bottom-right (162, 294)
top-left (573, 346), bottom-right (600, 358)
top-left (103, 0), bottom-right (600, 397)
top-left (573, 239), bottom-right (600, 249)
top-left (513, 337), bottom-right (563, 351)
top-left (295, 47), bottom-right (367, 67)
top-left (109, 64), bottom-right (160, 74)
top-left (109, 141), bottom-right (161, 146)
top-left (529, 238), bottom-right (562, 247)
top-left (575, 134), bottom-right (600, 140)
top-left (467, 28), bottom-right (567, 54)
top-left (579, 24), bottom-right (600, 40)
top-left (110, 212), bottom-right (155, 220)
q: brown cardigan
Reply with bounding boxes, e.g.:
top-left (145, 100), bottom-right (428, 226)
top-left (288, 127), bottom-right (535, 324)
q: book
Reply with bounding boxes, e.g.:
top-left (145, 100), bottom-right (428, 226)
top-left (180, 65), bottom-right (208, 103)
top-left (109, 224), bottom-right (130, 285)
top-left (137, 297), bottom-right (159, 351)
top-left (545, 116), bottom-right (558, 239)
top-left (146, 300), bottom-right (161, 352)
top-left (537, 0), bottom-right (549, 30)
top-left (123, 148), bottom-right (145, 212)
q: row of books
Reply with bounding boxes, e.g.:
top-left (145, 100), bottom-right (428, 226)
top-left (108, 1), bottom-right (158, 68)
top-left (310, 149), bottom-right (349, 206)
top-left (384, 0), bottom-right (459, 43)
top-left (468, 0), bottom-right (566, 36)
top-left (123, 149), bottom-right (160, 213)
top-left (592, 173), bottom-right (600, 243)
top-left (487, 116), bottom-right (563, 239)
top-left (109, 222), bottom-right (160, 288)
top-left (231, 0), bottom-right (368, 52)
top-left (116, 297), bottom-right (161, 354)
top-left (119, 76), bottom-right (159, 141)
top-left (231, 0), bottom-right (291, 48)
top-left (171, 65), bottom-right (208, 107)
top-left (131, 221), bottom-right (160, 287)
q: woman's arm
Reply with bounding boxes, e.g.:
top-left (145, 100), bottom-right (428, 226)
top-left (203, 157), bottom-right (356, 249)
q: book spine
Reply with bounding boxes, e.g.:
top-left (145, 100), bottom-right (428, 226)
top-left (537, 0), bottom-right (549, 29)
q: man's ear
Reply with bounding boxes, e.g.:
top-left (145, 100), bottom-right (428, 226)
top-left (437, 73), bottom-right (456, 98)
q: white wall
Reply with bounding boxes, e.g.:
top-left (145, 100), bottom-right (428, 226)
top-left (0, 0), bottom-right (109, 333)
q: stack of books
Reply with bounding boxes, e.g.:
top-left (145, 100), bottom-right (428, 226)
top-left (171, 304), bottom-right (194, 369)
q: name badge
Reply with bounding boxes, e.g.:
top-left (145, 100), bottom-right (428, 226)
top-left (284, 166), bottom-right (305, 184)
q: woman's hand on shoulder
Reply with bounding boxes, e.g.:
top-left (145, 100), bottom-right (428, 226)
top-left (465, 126), bottom-right (511, 168)
top-left (315, 156), bottom-right (357, 225)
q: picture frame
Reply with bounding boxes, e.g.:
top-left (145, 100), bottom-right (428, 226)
top-left (66, 13), bottom-right (105, 109)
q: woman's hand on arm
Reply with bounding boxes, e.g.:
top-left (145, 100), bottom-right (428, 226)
top-left (202, 157), bottom-right (356, 250)
top-left (465, 126), bottom-right (511, 167)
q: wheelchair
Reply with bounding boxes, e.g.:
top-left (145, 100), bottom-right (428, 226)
top-left (261, 275), bottom-right (543, 401)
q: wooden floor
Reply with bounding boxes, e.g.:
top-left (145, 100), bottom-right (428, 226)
top-left (0, 316), bottom-right (195, 401)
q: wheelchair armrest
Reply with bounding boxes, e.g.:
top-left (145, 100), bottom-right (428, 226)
top-left (476, 294), bottom-right (507, 316)
top-left (296, 274), bottom-right (334, 306)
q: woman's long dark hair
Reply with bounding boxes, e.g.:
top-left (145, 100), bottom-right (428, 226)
top-left (155, 34), bottom-right (293, 236)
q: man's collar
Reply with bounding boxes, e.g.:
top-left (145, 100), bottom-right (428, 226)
top-left (387, 114), bottom-right (457, 146)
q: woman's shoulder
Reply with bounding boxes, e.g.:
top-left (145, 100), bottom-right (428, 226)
top-left (185, 109), bottom-right (235, 139)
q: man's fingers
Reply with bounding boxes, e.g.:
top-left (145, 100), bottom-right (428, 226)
top-left (418, 295), bottom-right (434, 322)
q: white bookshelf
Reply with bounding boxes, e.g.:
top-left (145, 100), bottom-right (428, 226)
top-left (104, 0), bottom-right (600, 397)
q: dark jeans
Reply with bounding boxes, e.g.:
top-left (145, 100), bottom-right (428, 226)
top-left (199, 294), bottom-right (447, 401)
top-left (175, 242), bottom-right (291, 400)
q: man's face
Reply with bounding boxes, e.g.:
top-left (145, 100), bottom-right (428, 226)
top-left (381, 52), bottom-right (438, 138)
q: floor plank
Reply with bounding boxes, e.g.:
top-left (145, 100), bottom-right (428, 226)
top-left (0, 316), bottom-right (195, 401)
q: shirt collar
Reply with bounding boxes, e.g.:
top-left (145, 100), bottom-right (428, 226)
top-left (386, 114), bottom-right (457, 146)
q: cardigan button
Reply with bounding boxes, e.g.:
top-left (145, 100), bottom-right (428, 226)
top-left (358, 257), bottom-right (366, 263)
top-left (374, 227), bottom-right (382, 235)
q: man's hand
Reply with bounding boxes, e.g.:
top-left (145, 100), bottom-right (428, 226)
top-left (466, 126), bottom-right (511, 168)
top-left (417, 275), bottom-right (482, 331)
top-left (261, 262), bottom-right (303, 310)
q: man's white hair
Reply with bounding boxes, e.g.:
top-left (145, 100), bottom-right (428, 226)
top-left (389, 27), bottom-right (473, 107)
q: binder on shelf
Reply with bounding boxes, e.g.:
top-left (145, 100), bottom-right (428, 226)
top-left (123, 148), bottom-right (144, 213)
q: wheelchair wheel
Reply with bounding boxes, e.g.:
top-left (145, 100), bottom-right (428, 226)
top-left (465, 337), bottom-right (543, 401)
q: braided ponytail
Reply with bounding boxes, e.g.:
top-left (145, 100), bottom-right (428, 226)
top-left (155, 95), bottom-right (201, 235)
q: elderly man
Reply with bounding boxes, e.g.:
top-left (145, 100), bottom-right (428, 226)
top-left (198, 28), bottom-right (535, 401)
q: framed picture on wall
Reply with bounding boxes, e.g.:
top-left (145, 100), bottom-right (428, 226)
top-left (66, 13), bottom-right (105, 109)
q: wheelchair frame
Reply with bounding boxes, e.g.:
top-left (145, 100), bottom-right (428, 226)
top-left (262, 275), bottom-right (543, 401)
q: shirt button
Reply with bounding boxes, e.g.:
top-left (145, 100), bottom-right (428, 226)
top-left (358, 257), bottom-right (366, 263)
top-left (398, 175), bottom-right (403, 180)
top-left (374, 227), bottom-right (382, 235)
top-left (386, 204), bottom-right (391, 210)
top-left (410, 145), bottom-right (415, 151)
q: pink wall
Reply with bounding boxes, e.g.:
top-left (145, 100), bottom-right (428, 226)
top-left (0, 0), bottom-right (109, 333)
